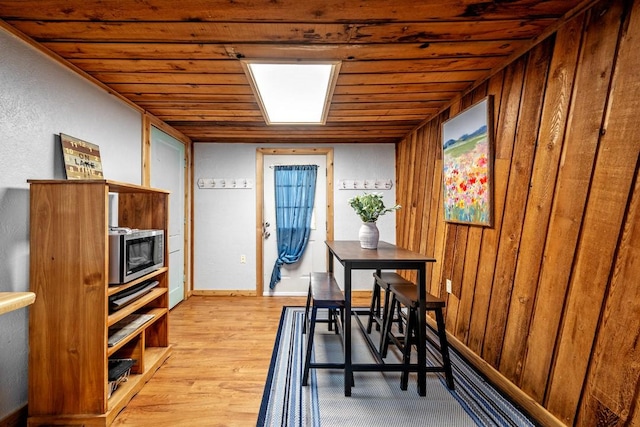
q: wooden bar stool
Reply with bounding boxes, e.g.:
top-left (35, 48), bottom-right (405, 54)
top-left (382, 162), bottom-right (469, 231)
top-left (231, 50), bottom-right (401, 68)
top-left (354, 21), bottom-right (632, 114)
top-left (381, 283), bottom-right (455, 391)
top-left (366, 272), bottom-right (412, 337)
top-left (302, 272), bottom-right (346, 386)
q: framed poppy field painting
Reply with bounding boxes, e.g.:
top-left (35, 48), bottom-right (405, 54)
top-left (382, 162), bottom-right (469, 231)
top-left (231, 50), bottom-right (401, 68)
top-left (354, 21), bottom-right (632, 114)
top-left (442, 96), bottom-right (494, 226)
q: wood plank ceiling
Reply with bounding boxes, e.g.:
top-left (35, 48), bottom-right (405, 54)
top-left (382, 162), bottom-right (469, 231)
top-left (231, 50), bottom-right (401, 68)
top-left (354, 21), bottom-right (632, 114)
top-left (0, 0), bottom-right (591, 144)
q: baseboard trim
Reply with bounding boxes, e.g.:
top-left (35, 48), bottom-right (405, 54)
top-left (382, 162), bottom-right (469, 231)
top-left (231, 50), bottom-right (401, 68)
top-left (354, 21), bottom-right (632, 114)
top-left (189, 290), bottom-right (373, 298)
top-left (0, 405), bottom-right (26, 427)
top-left (427, 317), bottom-right (566, 427)
top-left (191, 290), bottom-right (257, 296)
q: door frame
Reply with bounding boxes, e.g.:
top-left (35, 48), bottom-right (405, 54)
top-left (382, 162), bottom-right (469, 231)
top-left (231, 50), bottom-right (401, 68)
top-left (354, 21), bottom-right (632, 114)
top-left (256, 147), bottom-right (334, 297)
top-left (143, 114), bottom-right (193, 301)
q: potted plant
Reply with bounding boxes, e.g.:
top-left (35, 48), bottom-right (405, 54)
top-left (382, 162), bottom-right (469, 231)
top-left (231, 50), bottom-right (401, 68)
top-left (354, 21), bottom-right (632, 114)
top-left (348, 192), bottom-right (400, 249)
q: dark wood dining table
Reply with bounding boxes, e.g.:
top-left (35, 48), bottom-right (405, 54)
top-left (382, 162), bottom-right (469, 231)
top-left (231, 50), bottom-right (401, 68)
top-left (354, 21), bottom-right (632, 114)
top-left (325, 240), bottom-right (436, 396)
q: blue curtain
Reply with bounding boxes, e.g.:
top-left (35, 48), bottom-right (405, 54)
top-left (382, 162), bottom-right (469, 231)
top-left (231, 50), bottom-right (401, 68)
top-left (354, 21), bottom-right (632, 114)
top-left (269, 165), bottom-right (318, 289)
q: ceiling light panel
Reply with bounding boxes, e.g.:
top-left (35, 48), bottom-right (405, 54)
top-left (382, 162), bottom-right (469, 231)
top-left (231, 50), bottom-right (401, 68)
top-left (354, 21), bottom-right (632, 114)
top-left (243, 61), bottom-right (341, 125)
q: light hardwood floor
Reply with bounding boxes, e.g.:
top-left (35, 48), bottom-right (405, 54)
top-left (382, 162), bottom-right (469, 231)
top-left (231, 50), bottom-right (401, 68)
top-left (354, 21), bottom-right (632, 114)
top-left (112, 294), bottom-right (370, 426)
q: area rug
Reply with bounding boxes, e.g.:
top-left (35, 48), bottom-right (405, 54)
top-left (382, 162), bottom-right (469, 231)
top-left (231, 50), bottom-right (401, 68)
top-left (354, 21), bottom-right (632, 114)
top-left (257, 306), bottom-right (537, 427)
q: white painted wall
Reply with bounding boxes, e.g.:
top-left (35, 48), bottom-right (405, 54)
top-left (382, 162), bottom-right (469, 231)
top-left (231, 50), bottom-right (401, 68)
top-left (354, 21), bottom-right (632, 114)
top-left (193, 144), bottom-right (258, 291)
top-left (193, 143), bottom-right (397, 292)
top-left (0, 29), bottom-right (143, 420)
top-left (332, 144), bottom-right (398, 289)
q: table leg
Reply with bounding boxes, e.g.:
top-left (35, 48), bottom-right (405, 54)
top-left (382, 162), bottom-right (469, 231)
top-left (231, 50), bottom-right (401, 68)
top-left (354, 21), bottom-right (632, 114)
top-left (344, 261), bottom-right (352, 396)
top-left (417, 264), bottom-right (427, 396)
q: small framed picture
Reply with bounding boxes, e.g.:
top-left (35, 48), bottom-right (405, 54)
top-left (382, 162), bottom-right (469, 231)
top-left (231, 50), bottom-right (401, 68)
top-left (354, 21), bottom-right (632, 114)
top-left (60, 133), bottom-right (104, 180)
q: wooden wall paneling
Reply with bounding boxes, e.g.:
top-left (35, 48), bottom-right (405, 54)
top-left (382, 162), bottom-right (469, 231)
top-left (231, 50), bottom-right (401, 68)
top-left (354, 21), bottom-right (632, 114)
top-left (400, 127), bottom-right (424, 283)
top-left (396, 135), bottom-right (411, 249)
top-left (417, 124), bottom-right (436, 256)
top-left (443, 97), bottom-right (470, 326)
top-left (466, 57), bottom-right (526, 355)
top-left (449, 87), bottom-right (486, 301)
top-left (452, 84), bottom-right (489, 341)
top-left (428, 154), bottom-right (447, 298)
top-left (399, 129), bottom-right (417, 282)
top-left (395, 139), bottom-right (406, 247)
top-left (439, 99), bottom-right (461, 306)
top-left (396, 134), bottom-right (410, 248)
top-left (404, 131), bottom-right (419, 265)
top-left (402, 134), bottom-right (415, 242)
top-left (440, 223), bottom-right (457, 300)
top-left (520, 0), bottom-right (623, 406)
top-left (400, 132), bottom-right (415, 253)
top-left (446, 225), bottom-right (467, 326)
top-left (420, 120), bottom-right (442, 289)
top-left (578, 158), bottom-right (640, 425)
top-left (455, 223), bottom-right (482, 342)
top-left (418, 115), bottom-right (445, 297)
top-left (547, 1), bottom-right (637, 422)
top-left (577, 8), bottom-right (640, 421)
top-left (410, 128), bottom-right (428, 256)
top-left (499, 15), bottom-right (584, 386)
top-left (482, 38), bottom-right (552, 369)
top-left (455, 74), bottom-right (503, 346)
top-left (411, 125), bottom-right (434, 282)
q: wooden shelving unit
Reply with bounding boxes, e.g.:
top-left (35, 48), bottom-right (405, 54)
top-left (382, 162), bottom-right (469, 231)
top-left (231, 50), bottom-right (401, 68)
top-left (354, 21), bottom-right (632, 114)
top-left (27, 179), bottom-right (172, 427)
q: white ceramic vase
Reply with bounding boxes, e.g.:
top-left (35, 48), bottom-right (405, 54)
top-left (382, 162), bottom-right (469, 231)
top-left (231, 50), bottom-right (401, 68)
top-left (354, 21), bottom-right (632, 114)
top-left (359, 222), bottom-right (379, 249)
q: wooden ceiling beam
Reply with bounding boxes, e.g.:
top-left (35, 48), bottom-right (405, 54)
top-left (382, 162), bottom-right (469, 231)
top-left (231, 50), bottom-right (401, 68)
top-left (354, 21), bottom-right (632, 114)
top-left (139, 100), bottom-right (440, 111)
top-left (184, 138), bottom-right (405, 145)
top-left (68, 57), bottom-right (501, 74)
top-left (8, 20), bottom-right (554, 44)
top-left (42, 41), bottom-right (527, 60)
top-left (0, 0), bottom-right (584, 22)
top-left (91, 70), bottom-right (486, 85)
top-left (111, 83), bottom-right (467, 96)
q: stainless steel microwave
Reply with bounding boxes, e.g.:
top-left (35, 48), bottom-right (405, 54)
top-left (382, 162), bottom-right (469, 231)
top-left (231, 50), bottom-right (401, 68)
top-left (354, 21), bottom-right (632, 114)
top-left (109, 229), bottom-right (164, 284)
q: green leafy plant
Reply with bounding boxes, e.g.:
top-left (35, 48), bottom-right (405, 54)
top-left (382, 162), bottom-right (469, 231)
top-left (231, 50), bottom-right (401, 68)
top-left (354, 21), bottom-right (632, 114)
top-left (348, 192), bottom-right (401, 223)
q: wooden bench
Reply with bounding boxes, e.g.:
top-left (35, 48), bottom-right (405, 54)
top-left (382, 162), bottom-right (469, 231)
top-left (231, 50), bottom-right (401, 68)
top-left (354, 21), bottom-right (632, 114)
top-left (302, 272), bottom-right (346, 386)
top-left (381, 283), bottom-right (455, 391)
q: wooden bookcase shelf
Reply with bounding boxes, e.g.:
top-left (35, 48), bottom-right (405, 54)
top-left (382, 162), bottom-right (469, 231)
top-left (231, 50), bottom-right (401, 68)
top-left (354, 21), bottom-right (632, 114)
top-left (107, 307), bottom-right (167, 356)
top-left (27, 179), bottom-right (172, 427)
top-left (107, 267), bottom-right (168, 297)
top-left (108, 287), bottom-right (167, 326)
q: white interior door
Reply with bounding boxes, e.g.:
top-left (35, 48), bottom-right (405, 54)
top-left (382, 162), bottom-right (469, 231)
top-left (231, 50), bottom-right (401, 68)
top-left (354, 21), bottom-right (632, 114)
top-left (150, 126), bottom-right (185, 309)
top-left (263, 154), bottom-right (327, 296)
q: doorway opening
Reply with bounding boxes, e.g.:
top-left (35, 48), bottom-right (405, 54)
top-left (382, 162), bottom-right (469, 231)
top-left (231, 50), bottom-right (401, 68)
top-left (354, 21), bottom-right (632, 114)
top-left (256, 148), bottom-right (334, 296)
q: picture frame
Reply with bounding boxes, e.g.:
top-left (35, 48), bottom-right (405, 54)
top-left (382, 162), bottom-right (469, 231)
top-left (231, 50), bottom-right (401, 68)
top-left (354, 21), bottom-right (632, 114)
top-left (441, 96), bottom-right (494, 226)
top-left (60, 133), bottom-right (104, 180)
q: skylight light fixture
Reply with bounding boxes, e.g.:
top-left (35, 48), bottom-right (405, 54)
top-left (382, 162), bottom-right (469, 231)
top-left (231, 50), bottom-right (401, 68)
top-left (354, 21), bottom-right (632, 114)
top-left (242, 60), bottom-right (341, 125)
